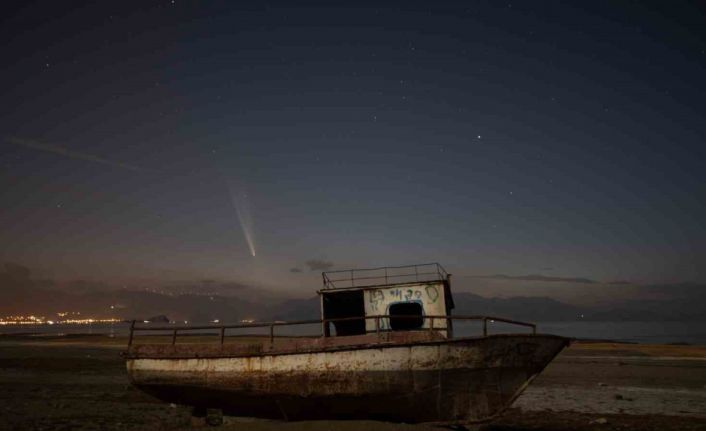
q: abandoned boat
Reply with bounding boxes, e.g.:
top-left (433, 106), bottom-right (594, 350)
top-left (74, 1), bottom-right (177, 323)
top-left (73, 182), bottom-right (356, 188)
top-left (125, 263), bottom-right (568, 425)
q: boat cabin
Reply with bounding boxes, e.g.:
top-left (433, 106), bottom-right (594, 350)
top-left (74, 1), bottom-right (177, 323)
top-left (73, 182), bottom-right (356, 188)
top-left (319, 263), bottom-right (455, 338)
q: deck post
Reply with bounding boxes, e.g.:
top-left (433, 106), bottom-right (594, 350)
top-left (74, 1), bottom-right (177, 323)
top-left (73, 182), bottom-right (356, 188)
top-left (172, 329), bottom-right (177, 345)
top-left (375, 316), bottom-right (380, 334)
top-left (483, 317), bottom-right (488, 337)
top-left (429, 316), bottom-right (434, 332)
top-left (322, 319), bottom-right (330, 338)
top-left (269, 324), bottom-right (274, 347)
top-left (128, 320), bottom-right (135, 346)
top-left (320, 293), bottom-right (329, 337)
top-left (220, 327), bottom-right (225, 345)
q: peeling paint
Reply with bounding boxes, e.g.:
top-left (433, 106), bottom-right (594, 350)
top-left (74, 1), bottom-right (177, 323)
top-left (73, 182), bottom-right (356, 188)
top-left (127, 333), bottom-right (568, 424)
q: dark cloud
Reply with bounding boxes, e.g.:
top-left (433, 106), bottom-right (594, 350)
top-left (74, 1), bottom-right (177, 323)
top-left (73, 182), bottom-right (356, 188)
top-left (4, 262), bottom-right (31, 281)
top-left (473, 274), bottom-right (597, 284)
top-left (289, 268), bottom-right (302, 273)
top-left (607, 280), bottom-right (633, 285)
top-left (305, 260), bottom-right (334, 272)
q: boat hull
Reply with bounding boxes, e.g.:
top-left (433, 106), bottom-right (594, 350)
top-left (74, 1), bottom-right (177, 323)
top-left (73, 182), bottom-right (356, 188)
top-left (126, 334), bottom-right (568, 424)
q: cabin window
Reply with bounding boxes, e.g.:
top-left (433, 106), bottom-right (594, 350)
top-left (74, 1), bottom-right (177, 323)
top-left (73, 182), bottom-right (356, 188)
top-left (388, 302), bottom-right (424, 330)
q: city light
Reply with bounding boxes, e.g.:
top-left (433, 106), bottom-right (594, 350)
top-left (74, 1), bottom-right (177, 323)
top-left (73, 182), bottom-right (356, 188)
top-left (0, 314), bottom-right (121, 326)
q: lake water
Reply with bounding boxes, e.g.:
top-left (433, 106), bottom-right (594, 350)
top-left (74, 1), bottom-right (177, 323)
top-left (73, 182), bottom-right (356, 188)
top-left (536, 321), bottom-right (706, 345)
top-left (457, 320), bottom-right (706, 345)
top-left (2, 321), bottom-right (705, 345)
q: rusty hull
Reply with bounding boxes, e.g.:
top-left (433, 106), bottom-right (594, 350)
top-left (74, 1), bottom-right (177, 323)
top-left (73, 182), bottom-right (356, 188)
top-left (126, 333), bottom-right (568, 424)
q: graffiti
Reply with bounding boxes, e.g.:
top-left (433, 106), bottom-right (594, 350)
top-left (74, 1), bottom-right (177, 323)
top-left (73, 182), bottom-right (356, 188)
top-left (366, 283), bottom-right (444, 331)
top-left (365, 283), bottom-right (446, 332)
top-left (378, 317), bottom-right (388, 330)
top-left (368, 290), bottom-right (385, 312)
top-left (424, 285), bottom-right (439, 303)
top-left (383, 286), bottom-right (439, 303)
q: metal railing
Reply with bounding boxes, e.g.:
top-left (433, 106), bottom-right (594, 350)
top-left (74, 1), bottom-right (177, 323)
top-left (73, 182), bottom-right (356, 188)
top-left (322, 263), bottom-right (449, 289)
top-left (127, 314), bottom-right (536, 347)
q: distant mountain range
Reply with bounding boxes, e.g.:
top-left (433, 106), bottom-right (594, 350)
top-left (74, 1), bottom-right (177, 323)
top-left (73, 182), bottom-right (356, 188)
top-left (263, 292), bottom-right (706, 323)
top-left (1, 263), bottom-right (704, 323)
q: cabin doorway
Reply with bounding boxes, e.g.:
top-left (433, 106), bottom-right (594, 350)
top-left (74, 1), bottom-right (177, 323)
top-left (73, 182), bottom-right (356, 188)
top-left (322, 291), bottom-right (365, 336)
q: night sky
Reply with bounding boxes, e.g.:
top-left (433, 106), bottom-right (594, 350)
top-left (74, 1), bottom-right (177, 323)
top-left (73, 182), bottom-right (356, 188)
top-left (1, 1), bottom-right (705, 292)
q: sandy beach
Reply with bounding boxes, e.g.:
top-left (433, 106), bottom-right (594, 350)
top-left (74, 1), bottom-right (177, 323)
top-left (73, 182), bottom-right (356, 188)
top-left (0, 335), bottom-right (704, 431)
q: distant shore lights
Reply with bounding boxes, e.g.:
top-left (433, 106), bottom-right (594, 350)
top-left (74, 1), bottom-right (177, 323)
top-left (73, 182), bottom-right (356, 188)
top-left (0, 315), bottom-right (121, 325)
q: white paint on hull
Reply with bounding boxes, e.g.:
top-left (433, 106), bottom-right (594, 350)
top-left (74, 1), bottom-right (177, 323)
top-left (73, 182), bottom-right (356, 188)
top-left (129, 336), bottom-right (563, 376)
top-left (130, 344), bottom-right (476, 374)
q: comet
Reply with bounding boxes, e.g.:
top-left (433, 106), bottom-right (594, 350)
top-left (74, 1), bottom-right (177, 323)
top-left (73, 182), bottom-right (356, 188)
top-left (226, 180), bottom-right (256, 257)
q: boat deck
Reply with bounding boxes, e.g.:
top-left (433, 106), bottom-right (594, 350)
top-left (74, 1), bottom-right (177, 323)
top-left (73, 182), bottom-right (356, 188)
top-left (125, 331), bottom-right (567, 360)
top-left (126, 312), bottom-right (542, 359)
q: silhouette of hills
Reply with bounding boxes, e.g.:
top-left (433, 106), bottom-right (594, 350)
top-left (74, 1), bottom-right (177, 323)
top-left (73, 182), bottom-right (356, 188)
top-left (1, 263), bottom-right (704, 323)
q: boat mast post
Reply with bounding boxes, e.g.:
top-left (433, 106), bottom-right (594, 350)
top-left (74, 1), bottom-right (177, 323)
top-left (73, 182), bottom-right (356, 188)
top-left (128, 320), bottom-right (135, 346)
top-left (320, 293), bottom-right (330, 337)
top-left (446, 273), bottom-right (454, 338)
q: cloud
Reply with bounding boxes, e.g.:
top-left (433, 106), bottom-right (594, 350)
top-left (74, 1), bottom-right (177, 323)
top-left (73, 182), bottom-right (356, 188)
top-left (607, 280), bottom-right (633, 285)
top-left (7, 137), bottom-right (159, 173)
top-left (472, 274), bottom-right (597, 284)
top-left (305, 259), bottom-right (334, 272)
top-left (289, 268), bottom-right (302, 273)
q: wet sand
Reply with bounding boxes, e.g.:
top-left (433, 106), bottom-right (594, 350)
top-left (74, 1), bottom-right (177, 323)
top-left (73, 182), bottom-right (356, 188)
top-left (0, 335), bottom-right (705, 430)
